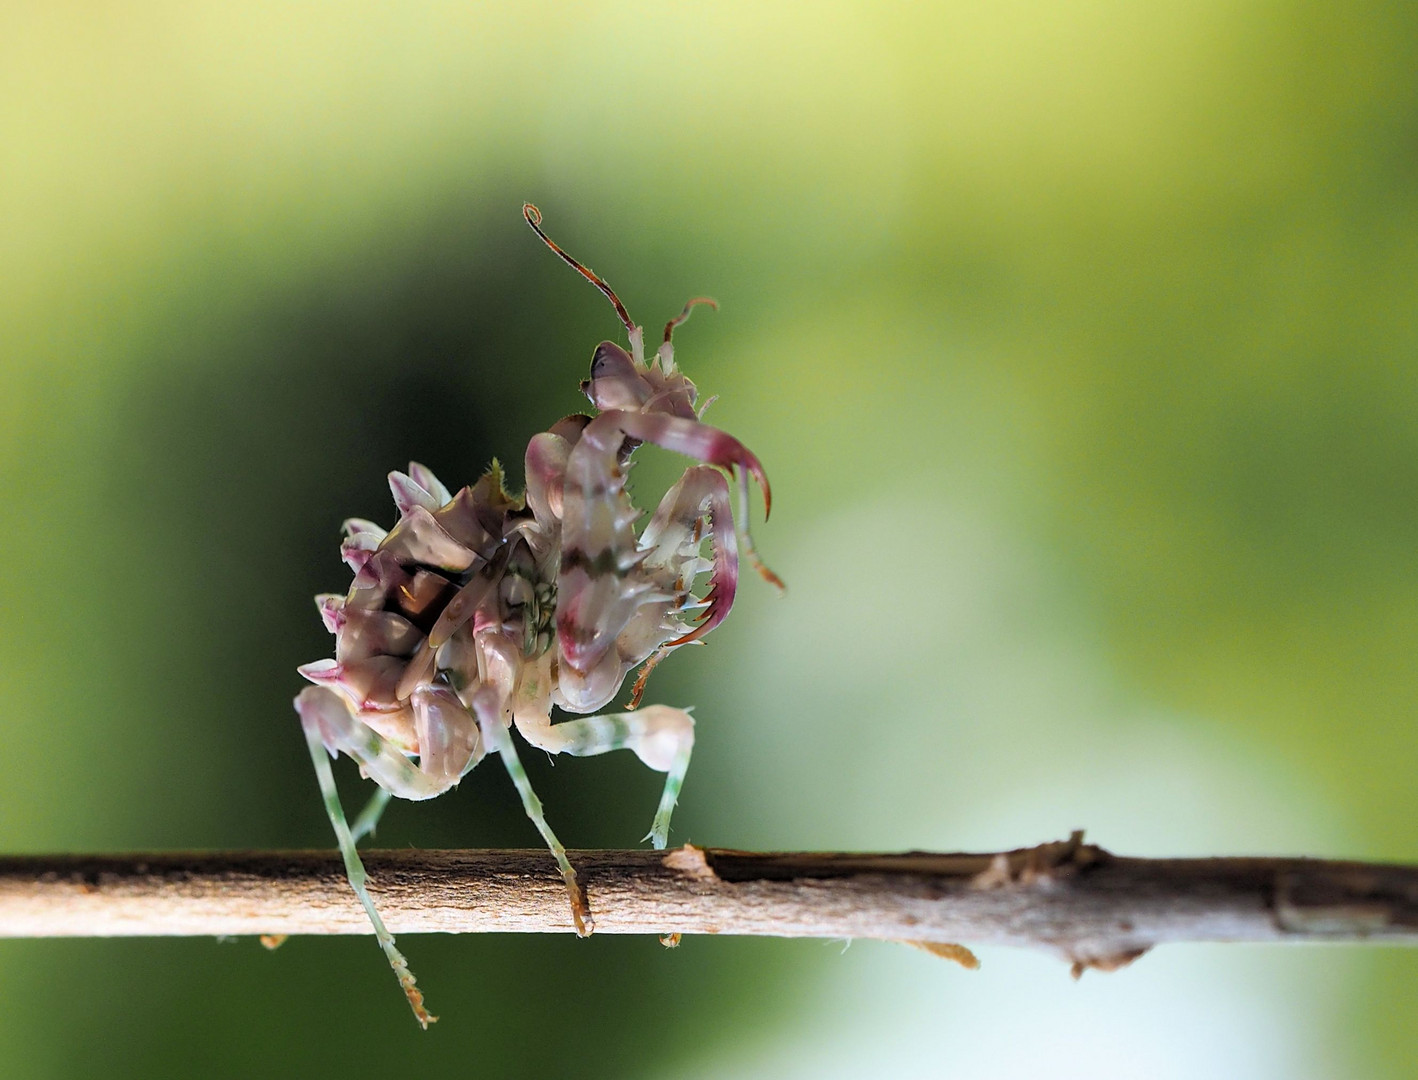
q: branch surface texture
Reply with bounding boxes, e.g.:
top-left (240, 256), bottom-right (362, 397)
top-left (3, 835), bottom-right (1416, 973)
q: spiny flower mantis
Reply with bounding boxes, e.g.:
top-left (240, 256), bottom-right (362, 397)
top-left (294, 204), bottom-right (781, 1026)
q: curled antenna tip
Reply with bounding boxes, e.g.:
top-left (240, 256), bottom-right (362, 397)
top-left (664, 296), bottom-right (720, 344)
top-left (521, 202), bottom-right (635, 336)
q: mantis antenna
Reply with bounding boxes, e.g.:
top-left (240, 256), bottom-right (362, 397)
top-left (523, 203), bottom-right (636, 336)
top-left (664, 297), bottom-right (718, 345)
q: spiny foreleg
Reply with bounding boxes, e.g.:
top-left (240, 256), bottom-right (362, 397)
top-left (624, 466), bottom-right (740, 708)
top-left (639, 464), bottom-right (740, 645)
top-left (583, 409), bottom-right (783, 591)
top-left (556, 422), bottom-right (656, 711)
top-left (524, 415), bottom-right (592, 528)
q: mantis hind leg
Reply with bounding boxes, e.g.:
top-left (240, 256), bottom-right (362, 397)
top-left (295, 688), bottom-right (435, 1028)
top-left (350, 786), bottom-right (393, 845)
top-left (514, 705), bottom-right (695, 849)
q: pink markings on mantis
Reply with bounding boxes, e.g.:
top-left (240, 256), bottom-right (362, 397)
top-left (295, 204), bottom-right (781, 1027)
top-left (593, 410), bottom-right (772, 520)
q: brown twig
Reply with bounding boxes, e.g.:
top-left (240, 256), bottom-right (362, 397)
top-left (2, 834), bottom-right (1415, 973)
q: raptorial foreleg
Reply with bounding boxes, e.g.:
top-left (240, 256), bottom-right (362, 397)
top-left (622, 466), bottom-right (740, 707)
top-left (514, 704), bottom-right (695, 849)
top-left (639, 464), bottom-right (740, 645)
top-left (581, 410), bottom-right (783, 590)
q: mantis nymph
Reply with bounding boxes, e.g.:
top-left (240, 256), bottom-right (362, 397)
top-left (294, 205), bottom-right (781, 1025)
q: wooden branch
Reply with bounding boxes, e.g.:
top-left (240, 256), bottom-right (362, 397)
top-left (3, 835), bottom-right (1416, 973)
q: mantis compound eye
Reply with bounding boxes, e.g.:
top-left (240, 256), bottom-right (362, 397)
top-left (583, 341), bottom-right (650, 410)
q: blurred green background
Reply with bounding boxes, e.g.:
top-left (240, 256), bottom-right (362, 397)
top-left (2, 2), bottom-right (1417, 1076)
